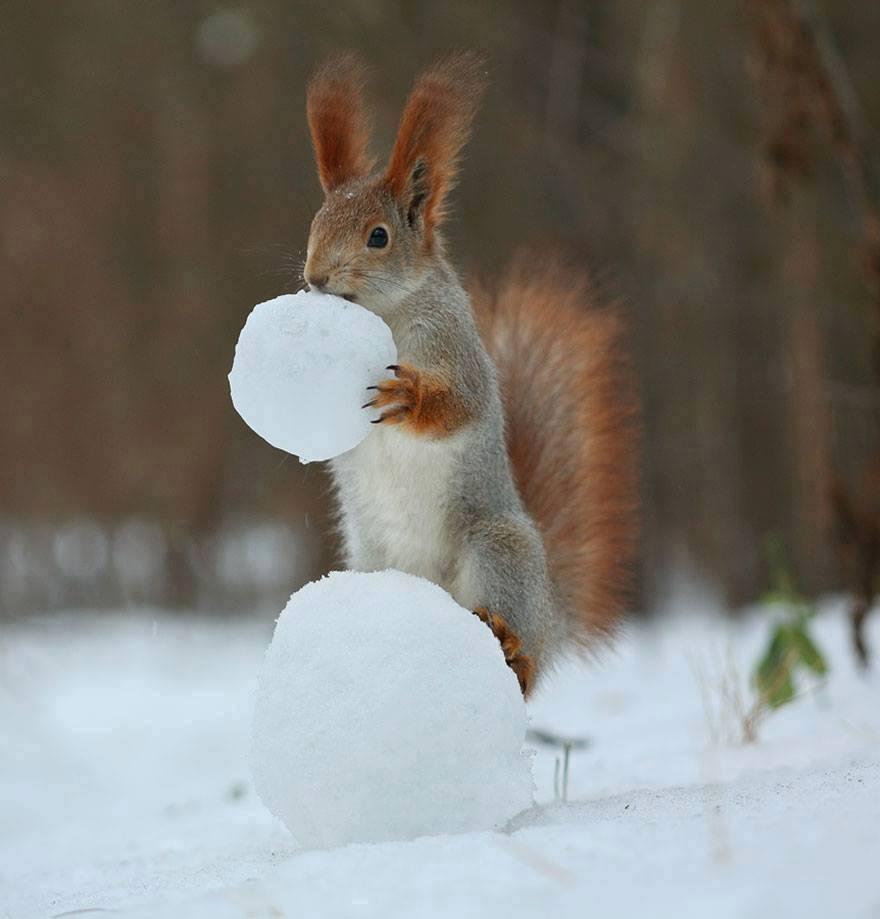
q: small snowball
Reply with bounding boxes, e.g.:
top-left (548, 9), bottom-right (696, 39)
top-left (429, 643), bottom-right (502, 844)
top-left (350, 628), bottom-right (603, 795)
top-left (251, 570), bottom-right (534, 848)
top-left (229, 292), bottom-right (397, 463)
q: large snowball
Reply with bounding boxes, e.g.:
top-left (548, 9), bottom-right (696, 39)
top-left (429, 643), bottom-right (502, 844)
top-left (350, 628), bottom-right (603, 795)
top-left (229, 291), bottom-right (397, 463)
top-left (250, 570), bottom-right (534, 848)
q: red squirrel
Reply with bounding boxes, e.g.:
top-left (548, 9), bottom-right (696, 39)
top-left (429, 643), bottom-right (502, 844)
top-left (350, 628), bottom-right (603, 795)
top-left (302, 52), bottom-right (638, 695)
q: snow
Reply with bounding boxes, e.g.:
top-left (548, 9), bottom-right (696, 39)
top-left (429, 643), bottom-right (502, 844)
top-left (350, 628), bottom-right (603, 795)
top-left (251, 570), bottom-right (533, 847)
top-left (2, 599), bottom-right (878, 918)
top-left (228, 291), bottom-right (397, 463)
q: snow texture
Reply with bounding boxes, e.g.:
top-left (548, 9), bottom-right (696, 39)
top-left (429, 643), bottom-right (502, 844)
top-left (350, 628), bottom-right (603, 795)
top-left (228, 291), bottom-right (397, 463)
top-left (251, 569), bottom-right (534, 847)
top-left (2, 598), bottom-right (879, 918)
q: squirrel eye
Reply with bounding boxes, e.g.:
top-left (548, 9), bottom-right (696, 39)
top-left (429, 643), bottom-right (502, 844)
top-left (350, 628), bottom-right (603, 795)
top-left (367, 226), bottom-right (389, 249)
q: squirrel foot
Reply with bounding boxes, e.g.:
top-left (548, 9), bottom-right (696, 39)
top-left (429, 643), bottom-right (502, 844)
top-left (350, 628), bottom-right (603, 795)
top-left (363, 363), bottom-right (420, 425)
top-left (472, 607), bottom-right (535, 697)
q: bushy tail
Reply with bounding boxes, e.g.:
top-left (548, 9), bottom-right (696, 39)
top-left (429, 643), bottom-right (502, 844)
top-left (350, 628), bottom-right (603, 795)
top-left (472, 259), bottom-right (638, 648)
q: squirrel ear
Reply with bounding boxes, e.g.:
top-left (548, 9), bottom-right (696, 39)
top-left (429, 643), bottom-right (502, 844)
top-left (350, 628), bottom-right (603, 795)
top-left (384, 52), bottom-right (486, 243)
top-left (307, 54), bottom-right (375, 193)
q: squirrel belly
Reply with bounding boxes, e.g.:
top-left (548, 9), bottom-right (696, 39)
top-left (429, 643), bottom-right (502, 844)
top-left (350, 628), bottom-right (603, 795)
top-left (330, 423), bottom-right (469, 589)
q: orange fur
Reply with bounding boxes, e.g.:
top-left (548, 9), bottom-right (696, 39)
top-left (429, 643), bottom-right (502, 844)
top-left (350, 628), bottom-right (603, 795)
top-left (307, 54), bottom-right (375, 192)
top-left (473, 607), bottom-right (536, 695)
top-left (384, 53), bottom-right (485, 245)
top-left (472, 259), bottom-right (639, 646)
top-left (368, 363), bottom-right (469, 435)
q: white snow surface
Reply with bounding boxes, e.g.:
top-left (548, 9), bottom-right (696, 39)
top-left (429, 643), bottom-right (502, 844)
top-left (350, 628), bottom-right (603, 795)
top-left (251, 570), bottom-right (533, 847)
top-left (228, 291), bottom-right (397, 463)
top-left (2, 598), bottom-right (879, 918)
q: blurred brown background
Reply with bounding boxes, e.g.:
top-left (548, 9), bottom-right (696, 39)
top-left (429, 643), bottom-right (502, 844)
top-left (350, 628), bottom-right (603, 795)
top-left (2, 1), bottom-right (879, 616)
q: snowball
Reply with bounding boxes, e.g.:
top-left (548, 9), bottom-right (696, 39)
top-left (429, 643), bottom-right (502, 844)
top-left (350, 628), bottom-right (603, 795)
top-left (250, 570), bottom-right (534, 848)
top-left (229, 291), bottom-right (397, 463)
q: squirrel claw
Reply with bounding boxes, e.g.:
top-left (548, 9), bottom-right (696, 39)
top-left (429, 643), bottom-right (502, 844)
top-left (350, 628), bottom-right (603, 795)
top-left (366, 363), bottom-right (420, 424)
top-left (472, 607), bottom-right (535, 696)
top-left (372, 404), bottom-right (411, 425)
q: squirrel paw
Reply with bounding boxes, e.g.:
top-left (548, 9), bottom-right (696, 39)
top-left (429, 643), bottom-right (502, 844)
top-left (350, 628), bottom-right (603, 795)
top-left (363, 363), bottom-right (421, 426)
top-left (472, 607), bottom-right (535, 697)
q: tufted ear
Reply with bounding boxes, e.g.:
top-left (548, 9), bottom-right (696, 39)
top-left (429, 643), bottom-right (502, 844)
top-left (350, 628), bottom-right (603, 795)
top-left (384, 52), bottom-right (486, 244)
top-left (307, 54), bottom-right (375, 193)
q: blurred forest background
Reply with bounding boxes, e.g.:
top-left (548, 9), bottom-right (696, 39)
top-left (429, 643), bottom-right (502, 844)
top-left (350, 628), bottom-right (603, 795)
top-left (2, 0), bottom-right (879, 618)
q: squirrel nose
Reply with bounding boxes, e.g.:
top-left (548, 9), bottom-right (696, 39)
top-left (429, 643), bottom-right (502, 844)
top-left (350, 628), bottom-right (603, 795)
top-left (306, 272), bottom-right (329, 293)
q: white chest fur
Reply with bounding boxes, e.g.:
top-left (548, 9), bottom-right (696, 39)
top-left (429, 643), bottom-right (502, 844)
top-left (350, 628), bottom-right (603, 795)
top-left (331, 425), bottom-right (464, 584)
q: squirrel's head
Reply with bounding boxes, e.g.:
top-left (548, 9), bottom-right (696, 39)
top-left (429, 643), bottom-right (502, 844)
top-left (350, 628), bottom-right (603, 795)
top-left (303, 53), bottom-right (485, 319)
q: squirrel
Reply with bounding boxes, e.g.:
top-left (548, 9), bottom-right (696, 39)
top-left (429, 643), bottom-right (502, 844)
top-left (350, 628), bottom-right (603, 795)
top-left (302, 52), bottom-right (638, 696)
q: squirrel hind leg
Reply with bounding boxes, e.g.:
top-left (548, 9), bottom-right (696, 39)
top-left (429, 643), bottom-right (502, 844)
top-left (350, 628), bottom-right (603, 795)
top-left (472, 607), bottom-right (536, 697)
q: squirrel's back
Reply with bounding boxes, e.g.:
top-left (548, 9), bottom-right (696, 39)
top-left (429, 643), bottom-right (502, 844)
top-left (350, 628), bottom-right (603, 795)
top-left (473, 259), bottom-right (639, 647)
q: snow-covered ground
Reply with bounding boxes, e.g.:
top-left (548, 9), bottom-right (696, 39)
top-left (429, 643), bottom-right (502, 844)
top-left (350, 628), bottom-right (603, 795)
top-left (2, 599), bottom-right (878, 918)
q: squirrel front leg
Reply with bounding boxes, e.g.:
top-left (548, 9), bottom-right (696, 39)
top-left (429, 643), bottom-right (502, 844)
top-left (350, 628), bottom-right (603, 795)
top-left (364, 363), bottom-right (468, 436)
